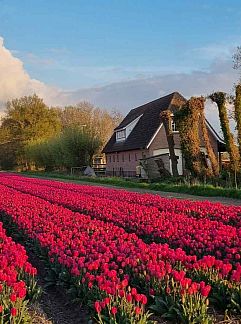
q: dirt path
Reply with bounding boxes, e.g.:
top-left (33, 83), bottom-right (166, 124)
top-left (24, 175), bottom-right (241, 206)
top-left (115, 186), bottom-right (241, 206)
top-left (28, 250), bottom-right (90, 324)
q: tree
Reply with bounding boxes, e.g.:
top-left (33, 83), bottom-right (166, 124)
top-left (175, 97), bottom-right (208, 178)
top-left (160, 110), bottom-right (179, 176)
top-left (0, 141), bottom-right (21, 170)
top-left (209, 92), bottom-right (240, 174)
top-left (0, 94), bottom-right (61, 169)
top-left (233, 46), bottom-right (241, 72)
top-left (198, 98), bottom-right (219, 177)
top-left (234, 85), bottom-right (241, 158)
top-left (26, 127), bottom-right (101, 171)
top-left (231, 48), bottom-right (241, 177)
top-left (57, 102), bottom-right (123, 151)
top-left (2, 94), bottom-right (61, 142)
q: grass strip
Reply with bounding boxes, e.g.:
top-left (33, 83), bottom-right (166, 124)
top-left (19, 171), bottom-right (241, 200)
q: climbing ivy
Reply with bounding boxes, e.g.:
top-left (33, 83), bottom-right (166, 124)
top-left (235, 84), bottom-right (241, 158)
top-left (209, 92), bottom-right (240, 173)
top-left (160, 110), bottom-right (179, 177)
top-left (199, 98), bottom-right (219, 177)
top-left (174, 97), bottom-right (207, 178)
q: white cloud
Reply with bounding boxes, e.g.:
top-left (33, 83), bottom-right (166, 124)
top-left (192, 44), bottom-right (234, 61)
top-left (0, 36), bottom-right (240, 133)
top-left (25, 52), bottom-right (55, 66)
top-left (64, 59), bottom-right (239, 109)
top-left (0, 37), bottom-right (62, 108)
top-left (61, 58), bottom-right (239, 132)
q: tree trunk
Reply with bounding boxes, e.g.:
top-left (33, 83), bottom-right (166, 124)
top-left (199, 104), bottom-right (219, 176)
top-left (210, 92), bottom-right (240, 173)
top-left (235, 84), bottom-right (241, 158)
top-left (161, 112), bottom-right (179, 177)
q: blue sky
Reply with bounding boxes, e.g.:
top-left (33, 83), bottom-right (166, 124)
top-left (1, 0), bottom-right (241, 89)
top-left (0, 0), bottom-right (241, 131)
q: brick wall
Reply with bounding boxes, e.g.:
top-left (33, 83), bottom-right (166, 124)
top-left (148, 125), bottom-right (182, 154)
top-left (105, 149), bottom-right (149, 173)
top-left (206, 127), bottom-right (219, 157)
top-left (148, 123), bottom-right (219, 159)
top-left (105, 123), bottom-right (220, 176)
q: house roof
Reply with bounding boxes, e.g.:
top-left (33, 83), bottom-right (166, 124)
top-left (205, 119), bottom-right (226, 152)
top-left (205, 119), bottom-right (224, 143)
top-left (103, 92), bottom-right (187, 153)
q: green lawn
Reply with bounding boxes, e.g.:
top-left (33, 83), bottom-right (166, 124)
top-left (18, 171), bottom-right (241, 200)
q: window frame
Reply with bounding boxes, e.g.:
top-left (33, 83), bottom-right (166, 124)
top-left (171, 119), bottom-right (179, 133)
top-left (116, 129), bottom-right (126, 141)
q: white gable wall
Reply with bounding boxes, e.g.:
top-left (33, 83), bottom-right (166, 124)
top-left (125, 114), bottom-right (143, 138)
top-left (115, 114), bottom-right (143, 142)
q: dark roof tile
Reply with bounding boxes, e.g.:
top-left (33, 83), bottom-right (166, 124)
top-left (103, 92), bottom-right (187, 153)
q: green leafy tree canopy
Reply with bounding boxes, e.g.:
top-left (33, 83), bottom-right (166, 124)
top-left (1, 94), bottom-right (61, 143)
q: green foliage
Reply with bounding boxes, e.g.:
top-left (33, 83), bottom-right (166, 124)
top-left (209, 92), bottom-right (240, 173)
top-left (199, 98), bottom-right (219, 177)
top-left (175, 97), bottom-right (207, 178)
top-left (2, 94), bottom-right (61, 142)
top-left (0, 97), bottom-right (122, 170)
top-left (57, 103), bottom-right (123, 152)
top-left (235, 84), bottom-right (241, 158)
top-left (0, 94), bottom-right (61, 169)
top-left (25, 139), bottom-right (57, 171)
top-left (26, 127), bottom-right (101, 170)
top-left (160, 111), bottom-right (179, 177)
top-left (231, 286), bottom-right (241, 314)
top-left (20, 171), bottom-right (241, 200)
top-left (0, 141), bottom-right (22, 170)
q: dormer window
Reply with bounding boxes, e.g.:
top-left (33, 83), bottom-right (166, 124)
top-left (115, 114), bottom-right (143, 143)
top-left (116, 129), bottom-right (126, 141)
top-left (171, 119), bottom-right (178, 133)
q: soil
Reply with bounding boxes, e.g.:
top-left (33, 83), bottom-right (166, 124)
top-left (2, 175), bottom-right (241, 323)
top-left (27, 250), bottom-right (90, 324)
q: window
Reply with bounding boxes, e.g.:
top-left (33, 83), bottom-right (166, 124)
top-left (171, 119), bottom-right (178, 132)
top-left (122, 154), bottom-right (124, 162)
top-left (129, 153), bottom-right (131, 161)
top-left (116, 129), bottom-right (126, 141)
top-left (109, 155), bottom-right (112, 163)
top-left (113, 155), bottom-right (115, 162)
top-left (117, 153), bottom-right (119, 162)
top-left (135, 153), bottom-right (138, 161)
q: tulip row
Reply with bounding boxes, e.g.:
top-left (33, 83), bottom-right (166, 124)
top-left (6, 173), bottom-right (241, 227)
top-left (2, 175), bottom-right (241, 316)
top-left (1, 175), bottom-right (240, 263)
top-left (2, 175), bottom-right (241, 279)
top-left (0, 220), bottom-right (38, 323)
top-left (0, 183), bottom-right (213, 323)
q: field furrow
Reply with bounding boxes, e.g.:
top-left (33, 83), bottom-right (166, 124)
top-left (0, 219), bottom-right (38, 323)
top-left (1, 174), bottom-right (240, 263)
top-left (1, 174), bottom-right (241, 323)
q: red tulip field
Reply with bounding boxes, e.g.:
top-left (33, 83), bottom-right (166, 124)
top-left (0, 173), bottom-right (241, 323)
top-left (0, 219), bottom-right (38, 322)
